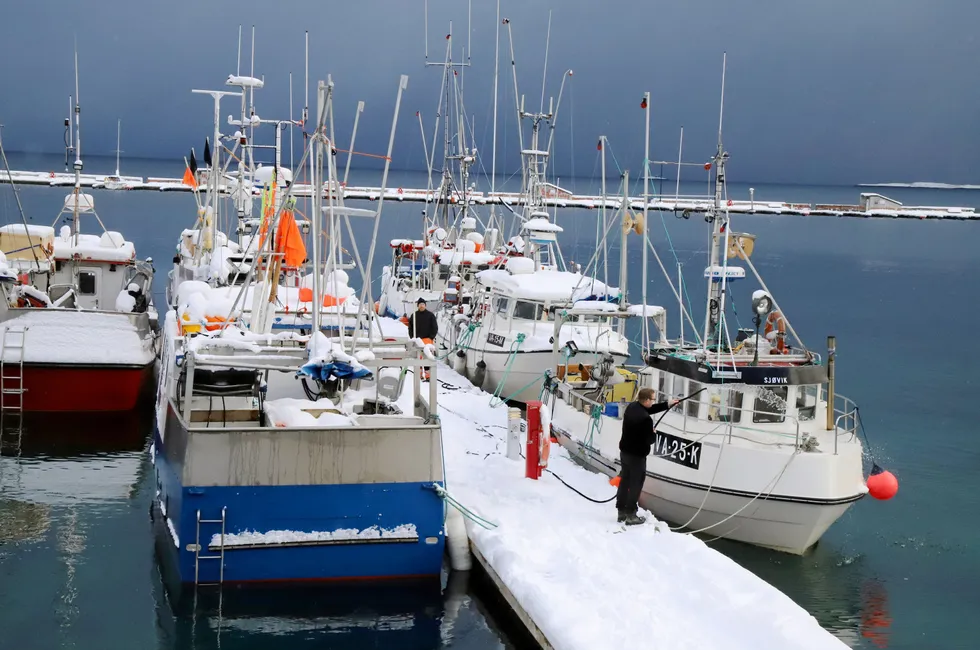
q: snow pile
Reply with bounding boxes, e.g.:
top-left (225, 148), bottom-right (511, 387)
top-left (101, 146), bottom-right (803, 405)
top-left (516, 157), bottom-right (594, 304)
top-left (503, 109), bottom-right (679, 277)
top-left (211, 523), bottom-right (418, 548)
top-left (264, 397), bottom-right (354, 428)
top-left (298, 331), bottom-right (373, 383)
top-left (0, 310), bottom-right (154, 365)
top-left (477, 269), bottom-right (619, 303)
top-left (400, 365), bottom-right (848, 650)
top-left (52, 227), bottom-right (136, 263)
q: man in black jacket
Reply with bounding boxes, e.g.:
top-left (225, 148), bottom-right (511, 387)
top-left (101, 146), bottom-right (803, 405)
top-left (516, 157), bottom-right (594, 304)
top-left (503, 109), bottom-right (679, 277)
top-left (407, 298), bottom-right (439, 380)
top-left (616, 387), bottom-right (678, 525)
top-left (407, 298), bottom-right (438, 342)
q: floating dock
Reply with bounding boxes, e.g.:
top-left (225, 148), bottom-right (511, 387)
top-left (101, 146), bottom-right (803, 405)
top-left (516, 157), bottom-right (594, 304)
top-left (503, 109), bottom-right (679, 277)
top-left (1, 168), bottom-right (975, 220)
top-left (416, 366), bottom-right (849, 650)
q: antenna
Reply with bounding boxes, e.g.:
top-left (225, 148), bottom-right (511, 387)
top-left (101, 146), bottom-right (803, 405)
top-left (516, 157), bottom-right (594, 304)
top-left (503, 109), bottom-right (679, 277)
top-left (424, 0), bottom-right (428, 61)
top-left (289, 71), bottom-right (294, 166)
top-left (717, 51), bottom-right (727, 150)
top-left (539, 10), bottom-right (552, 114)
top-left (237, 24), bottom-right (242, 76)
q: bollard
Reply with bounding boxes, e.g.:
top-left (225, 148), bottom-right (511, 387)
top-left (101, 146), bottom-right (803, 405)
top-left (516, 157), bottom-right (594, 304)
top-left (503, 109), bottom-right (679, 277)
top-left (506, 407), bottom-right (523, 460)
top-left (525, 401), bottom-right (544, 479)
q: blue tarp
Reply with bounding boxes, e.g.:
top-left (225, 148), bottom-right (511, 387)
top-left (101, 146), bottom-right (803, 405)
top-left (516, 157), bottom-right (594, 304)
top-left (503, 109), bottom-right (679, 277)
top-left (297, 360), bottom-right (373, 382)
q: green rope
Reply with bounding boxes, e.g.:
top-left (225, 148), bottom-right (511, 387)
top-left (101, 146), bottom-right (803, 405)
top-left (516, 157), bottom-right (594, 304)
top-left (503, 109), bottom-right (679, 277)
top-left (488, 333), bottom-right (526, 407)
top-left (584, 403), bottom-right (604, 449)
top-left (436, 322), bottom-right (477, 361)
top-left (433, 484), bottom-right (498, 530)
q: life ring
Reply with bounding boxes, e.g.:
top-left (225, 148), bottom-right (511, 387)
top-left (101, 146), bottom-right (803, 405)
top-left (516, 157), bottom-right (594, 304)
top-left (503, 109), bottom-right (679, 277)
top-left (397, 187), bottom-right (404, 195)
top-left (764, 310), bottom-right (787, 353)
top-left (49, 171), bottom-right (55, 178)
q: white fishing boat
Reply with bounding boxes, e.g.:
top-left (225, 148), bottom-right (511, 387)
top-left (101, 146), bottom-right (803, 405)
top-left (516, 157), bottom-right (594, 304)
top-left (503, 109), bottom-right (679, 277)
top-left (437, 112), bottom-right (628, 402)
top-left (545, 78), bottom-right (868, 554)
top-left (0, 52), bottom-right (156, 413)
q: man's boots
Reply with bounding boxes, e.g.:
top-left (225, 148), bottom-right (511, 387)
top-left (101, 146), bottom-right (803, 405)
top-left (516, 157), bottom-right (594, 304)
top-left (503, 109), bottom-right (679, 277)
top-left (624, 512), bottom-right (646, 526)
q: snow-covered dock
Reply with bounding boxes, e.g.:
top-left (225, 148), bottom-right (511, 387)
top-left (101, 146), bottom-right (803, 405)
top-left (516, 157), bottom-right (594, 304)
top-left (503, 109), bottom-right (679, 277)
top-left (417, 364), bottom-right (848, 650)
top-left (2, 168), bottom-right (975, 220)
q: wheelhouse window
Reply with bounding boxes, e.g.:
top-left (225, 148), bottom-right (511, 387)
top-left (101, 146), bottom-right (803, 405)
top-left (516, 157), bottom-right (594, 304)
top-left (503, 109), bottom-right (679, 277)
top-left (686, 381), bottom-right (702, 418)
top-left (796, 385), bottom-right (818, 421)
top-left (753, 386), bottom-right (788, 424)
top-left (657, 372), bottom-right (668, 402)
top-left (78, 271), bottom-right (97, 295)
top-left (708, 389), bottom-right (743, 423)
top-left (494, 296), bottom-right (510, 315)
top-left (513, 300), bottom-right (544, 321)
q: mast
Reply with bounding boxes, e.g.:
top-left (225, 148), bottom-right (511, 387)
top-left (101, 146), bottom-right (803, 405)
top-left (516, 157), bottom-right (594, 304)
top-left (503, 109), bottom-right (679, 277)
top-left (701, 52), bottom-right (729, 350)
top-left (71, 46), bottom-right (82, 250)
top-left (114, 119), bottom-right (121, 176)
top-left (490, 0), bottom-right (500, 226)
top-left (641, 91), bottom-right (651, 352)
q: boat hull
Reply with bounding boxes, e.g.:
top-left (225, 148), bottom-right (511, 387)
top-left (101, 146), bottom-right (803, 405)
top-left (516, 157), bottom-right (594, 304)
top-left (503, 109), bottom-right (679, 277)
top-left (1, 363), bottom-right (153, 412)
top-left (456, 346), bottom-right (629, 403)
top-left (151, 409), bottom-right (446, 584)
top-left (554, 429), bottom-right (863, 554)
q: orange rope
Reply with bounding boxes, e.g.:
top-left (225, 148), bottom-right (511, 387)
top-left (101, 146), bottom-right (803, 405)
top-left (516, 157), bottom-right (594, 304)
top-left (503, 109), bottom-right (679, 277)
top-left (333, 148), bottom-right (392, 162)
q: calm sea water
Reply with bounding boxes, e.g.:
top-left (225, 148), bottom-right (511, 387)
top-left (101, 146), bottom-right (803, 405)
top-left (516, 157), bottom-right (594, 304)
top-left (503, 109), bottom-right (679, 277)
top-left (1, 153), bottom-right (978, 649)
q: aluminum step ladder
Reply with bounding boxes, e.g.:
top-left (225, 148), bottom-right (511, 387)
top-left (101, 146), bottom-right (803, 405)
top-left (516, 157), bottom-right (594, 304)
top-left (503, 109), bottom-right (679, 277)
top-left (194, 507), bottom-right (227, 586)
top-left (0, 326), bottom-right (28, 414)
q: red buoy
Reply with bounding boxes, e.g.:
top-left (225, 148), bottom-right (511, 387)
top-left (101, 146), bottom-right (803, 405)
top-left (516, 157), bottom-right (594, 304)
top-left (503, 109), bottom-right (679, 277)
top-left (609, 475), bottom-right (621, 487)
top-left (866, 464), bottom-right (898, 500)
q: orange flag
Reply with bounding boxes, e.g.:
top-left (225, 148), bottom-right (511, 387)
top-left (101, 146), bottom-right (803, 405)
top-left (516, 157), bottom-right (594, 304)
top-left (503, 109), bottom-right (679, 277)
top-left (275, 210), bottom-right (307, 268)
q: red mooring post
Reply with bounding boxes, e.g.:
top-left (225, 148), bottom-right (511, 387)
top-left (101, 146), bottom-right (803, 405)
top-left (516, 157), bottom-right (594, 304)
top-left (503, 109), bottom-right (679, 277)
top-left (525, 401), bottom-right (543, 479)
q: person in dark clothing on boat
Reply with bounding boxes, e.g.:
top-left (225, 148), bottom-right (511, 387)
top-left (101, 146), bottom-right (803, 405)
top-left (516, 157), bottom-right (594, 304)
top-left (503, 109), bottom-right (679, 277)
top-left (407, 298), bottom-right (438, 342)
top-left (408, 298), bottom-right (439, 380)
top-left (616, 387), bottom-right (678, 525)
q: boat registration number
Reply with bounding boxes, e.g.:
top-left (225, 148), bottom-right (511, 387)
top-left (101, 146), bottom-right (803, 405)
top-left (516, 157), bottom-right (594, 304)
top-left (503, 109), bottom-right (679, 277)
top-left (653, 431), bottom-right (701, 470)
top-left (486, 332), bottom-right (506, 347)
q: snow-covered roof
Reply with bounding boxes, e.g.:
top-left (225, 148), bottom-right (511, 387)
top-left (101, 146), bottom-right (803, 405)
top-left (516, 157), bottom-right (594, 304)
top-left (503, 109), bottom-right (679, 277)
top-left (52, 228), bottom-right (136, 263)
top-left (476, 269), bottom-right (618, 303)
top-left (0, 224), bottom-right (55, 238)
top-left (522, 217), bottom-right (563, 233)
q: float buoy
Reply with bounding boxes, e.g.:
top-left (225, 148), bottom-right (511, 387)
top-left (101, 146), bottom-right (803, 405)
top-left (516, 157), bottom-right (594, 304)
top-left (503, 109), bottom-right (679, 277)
top-left (866, 464), bottom-right (898, 500)
top-left (609, 475), bottom-right (621, 487)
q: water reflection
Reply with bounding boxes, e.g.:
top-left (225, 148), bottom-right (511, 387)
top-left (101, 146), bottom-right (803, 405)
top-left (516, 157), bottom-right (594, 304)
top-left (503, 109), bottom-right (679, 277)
top-left (708, 536), bottom-right (890, 648)
top-left (153, 567), bottom-right (525, 650)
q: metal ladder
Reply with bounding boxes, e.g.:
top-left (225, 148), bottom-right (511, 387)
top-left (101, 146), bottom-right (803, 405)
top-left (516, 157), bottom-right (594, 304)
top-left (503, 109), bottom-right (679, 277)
top-left (194, 506), bottom-right (227, 586)
top-left (0, 326), bottom-right (28, 414)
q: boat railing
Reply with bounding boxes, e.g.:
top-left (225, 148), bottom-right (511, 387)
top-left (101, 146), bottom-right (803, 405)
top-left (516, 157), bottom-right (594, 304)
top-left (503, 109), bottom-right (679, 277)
top-left (552, 377), bottom-right (809, 450)
top-left (826, 389), bottom-right (860, 453)
top-left (176, 339), bottom-right (438, 427)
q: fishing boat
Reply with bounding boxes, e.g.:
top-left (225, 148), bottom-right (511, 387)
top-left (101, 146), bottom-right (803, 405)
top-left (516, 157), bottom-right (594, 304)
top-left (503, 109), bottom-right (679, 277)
top-left (436, 126), bottom-right (628, 403)
top-left (544, 82), bottom-right (868, 554)
top-left (151, 73), bottom-right (447, 585)
top-left (0, 54), bottom-right (156, 413)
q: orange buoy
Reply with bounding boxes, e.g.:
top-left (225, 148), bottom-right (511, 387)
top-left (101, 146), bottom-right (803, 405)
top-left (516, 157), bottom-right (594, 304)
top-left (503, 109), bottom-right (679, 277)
top-left (298, 287), bottom-right (313, 302)
top-left (609, 475), bottom-right (621, 487)
top-left (866, 464), bottom-right (898, 500)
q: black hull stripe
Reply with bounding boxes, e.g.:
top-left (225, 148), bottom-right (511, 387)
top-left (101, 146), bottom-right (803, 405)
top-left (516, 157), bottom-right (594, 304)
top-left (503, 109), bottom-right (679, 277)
top-left (553, 427), bottom-right (866, 507)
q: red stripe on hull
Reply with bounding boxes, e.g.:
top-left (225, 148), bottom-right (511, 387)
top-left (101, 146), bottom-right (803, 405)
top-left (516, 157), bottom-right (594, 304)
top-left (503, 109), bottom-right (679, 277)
top-left (2, 363), bottom-right (154, 412)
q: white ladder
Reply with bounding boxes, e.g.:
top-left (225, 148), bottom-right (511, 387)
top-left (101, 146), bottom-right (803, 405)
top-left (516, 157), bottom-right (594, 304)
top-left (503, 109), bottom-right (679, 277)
top-left (194, 507), bottom-right (227, 586)
top-left (0, 326), bottom-right (28, 414)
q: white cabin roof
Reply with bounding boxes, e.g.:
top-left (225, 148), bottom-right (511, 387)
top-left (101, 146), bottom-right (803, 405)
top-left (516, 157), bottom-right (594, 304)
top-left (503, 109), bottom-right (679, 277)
top-left (52, 228), bottom-right (136, 263)
top-left (477, 269), bottom-right (617, 303)
top-left (522, 217), bottom-right (563, 233)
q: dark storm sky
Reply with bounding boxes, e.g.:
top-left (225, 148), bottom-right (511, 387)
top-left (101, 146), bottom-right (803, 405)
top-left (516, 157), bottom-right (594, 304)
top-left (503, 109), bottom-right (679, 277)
top-left (1, 0), bottom-right (977, 185)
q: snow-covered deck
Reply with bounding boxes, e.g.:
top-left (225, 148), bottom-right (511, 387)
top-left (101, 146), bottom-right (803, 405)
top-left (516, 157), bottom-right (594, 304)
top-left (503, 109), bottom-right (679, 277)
top-left (0, 310), bottom-right (155, 365)
top-left (421, 364), bottom-right (848, 650)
